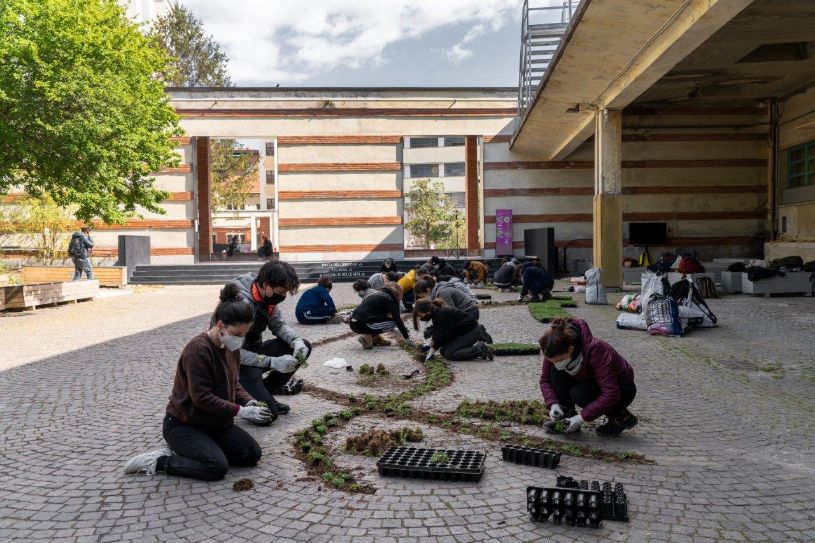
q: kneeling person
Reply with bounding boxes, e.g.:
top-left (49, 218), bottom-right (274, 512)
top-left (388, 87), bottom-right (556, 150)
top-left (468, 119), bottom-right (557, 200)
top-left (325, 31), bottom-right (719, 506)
top-left (349, 282), bottom-right (410, 349)
top-left (295, 276), bottom-right (342, 324)
top-left (413, 298), bottom-right (493, 361)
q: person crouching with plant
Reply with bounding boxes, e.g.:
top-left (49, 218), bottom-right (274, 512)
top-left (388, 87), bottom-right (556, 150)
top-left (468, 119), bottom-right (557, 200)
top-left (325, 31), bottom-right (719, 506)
top-left (413, 298), bottom-right (493, 362)
top-left (123, 283), bottom-right (273, 481)
top-left (539, 318), bottom-right (637, 436)
top-left (349, 282), bottom-right (411, 349)
top-left (295, 275), bottom-right (343, 324)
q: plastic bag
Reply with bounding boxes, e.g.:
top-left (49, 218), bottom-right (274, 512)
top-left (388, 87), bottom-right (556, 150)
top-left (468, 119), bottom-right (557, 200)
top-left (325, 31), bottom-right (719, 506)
top-left (323, 357), bottom-right (347, 369)
top-left (640, 272), bottom-right (663, 319)
top-left (584, 268), bottom-right (608, 305)
top-left (616, 312), bottom-right (647, 330)
top-left (646, 294), bottom-right (683, 336)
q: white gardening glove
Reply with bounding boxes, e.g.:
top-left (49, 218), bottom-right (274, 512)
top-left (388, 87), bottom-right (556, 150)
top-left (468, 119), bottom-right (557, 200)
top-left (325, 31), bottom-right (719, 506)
top-left (425, 350), bottom-right (436, 362)
top-left (549, 404), bottom-right (565, 421)
top-left (269, 354), bottom-right (299, 373)
top-left (291, 338), bottom-right (309, 361)
top-left (238, 405), bottom-right (272, 424)
top-left (564, 414), bottom-right (584, 434)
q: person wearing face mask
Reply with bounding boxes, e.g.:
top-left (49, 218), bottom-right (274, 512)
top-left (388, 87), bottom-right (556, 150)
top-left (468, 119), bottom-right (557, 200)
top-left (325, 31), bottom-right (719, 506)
top-left (539, 318), bottom-right (637, 436)
top-left (230, 261), bottom-right (312, 417)
top-left (352, 279), bottom-right (377, 300)
top-left (123, 283), bottom-right (271, 480)
top-left (412, 298), bottom-right (493, 361)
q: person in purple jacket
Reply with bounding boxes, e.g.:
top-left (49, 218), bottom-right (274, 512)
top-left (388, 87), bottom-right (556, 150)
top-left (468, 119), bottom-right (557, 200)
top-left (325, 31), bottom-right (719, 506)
top-left (539, 318), bottom-right (637, 436)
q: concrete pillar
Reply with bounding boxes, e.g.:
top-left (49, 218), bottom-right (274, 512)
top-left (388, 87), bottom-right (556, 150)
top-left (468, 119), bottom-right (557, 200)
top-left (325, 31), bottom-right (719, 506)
top-left (250, 216), bottom-right (258, 251)
top-left (196, 137), bottom-right (212, 259)
top-left (593, 109), bottom-right (623, 288)
top-left (464, 136), bottom-right (480, 256)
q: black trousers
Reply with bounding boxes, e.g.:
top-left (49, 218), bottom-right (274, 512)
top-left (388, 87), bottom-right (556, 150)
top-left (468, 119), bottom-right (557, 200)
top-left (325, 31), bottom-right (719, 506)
top-left (439, 326), bottom-right (484, 361)
top-left (161, 414), bottom-right (261, 481)
top-left (239, 338), bottom-right (312, 411)
top-left (550, 368), bottom-right (636, 419)
top-left (349, 318), bottom-right (397, 336)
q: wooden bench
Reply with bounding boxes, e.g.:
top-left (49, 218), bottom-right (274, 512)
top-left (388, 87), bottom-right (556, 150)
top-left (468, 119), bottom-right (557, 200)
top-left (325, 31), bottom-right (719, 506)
top-left (22, 266), bottom-right (127, 288)
top-left (0, 280), bottom-right (99, 311)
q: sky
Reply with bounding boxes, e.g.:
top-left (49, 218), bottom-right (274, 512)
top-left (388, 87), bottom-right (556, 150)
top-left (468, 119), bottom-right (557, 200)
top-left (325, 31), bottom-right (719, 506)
top-left (175, 0), bottom-right (571, 88)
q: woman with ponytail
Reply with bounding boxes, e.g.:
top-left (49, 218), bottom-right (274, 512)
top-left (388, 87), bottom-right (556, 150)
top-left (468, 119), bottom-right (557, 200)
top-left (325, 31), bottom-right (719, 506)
top-left (124, 283), bottom-right (271, 480)
top-left (539, 318), bottom-right (637, 436)
top-left (413, 298), bottom-right (493, 361)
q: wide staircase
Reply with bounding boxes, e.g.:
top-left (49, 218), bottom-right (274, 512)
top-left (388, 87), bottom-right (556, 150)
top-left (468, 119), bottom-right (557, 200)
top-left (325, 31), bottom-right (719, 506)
top-left (129, 259), bottom-right (508, 285)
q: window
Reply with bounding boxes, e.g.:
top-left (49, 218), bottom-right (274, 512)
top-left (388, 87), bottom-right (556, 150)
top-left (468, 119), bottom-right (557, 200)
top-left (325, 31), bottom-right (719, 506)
top-left (265, 142), bottom-right (275, 155)
top-left (266, 198), bottom-right (276, 209)
top-left (409, 163), bottom-right (439, 178)
top-left (266, 170), bottom-right (275, 183)
top-left (787, 141), bottom-right (815, 188)
top-left (444, 136), bottom-right (465, 147)
top-left (446, 192), bottom-right (466, 208)
top-left (408, 137), bottom-right (439, 148)
top-left (444, 162), bottom-right (466, 177)
top-left (227, 233), bottom-right (246, 243)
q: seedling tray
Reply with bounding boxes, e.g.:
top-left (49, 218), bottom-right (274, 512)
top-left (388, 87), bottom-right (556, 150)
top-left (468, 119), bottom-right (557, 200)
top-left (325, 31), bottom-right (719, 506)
top-left (527, 485), bottom-right (602, 528)
top-left (376, 446), bottom-right (485, 482)
top-left (501, 445), bottom-right (560, 469)
top-left (271, 377), bottom-right (304, 396)
top-left (556, 476), bottom-right (629, 522)
top-left (489, 344), bottom-right (540, 356)
top-left (475, 294), bottom-right (493, 300)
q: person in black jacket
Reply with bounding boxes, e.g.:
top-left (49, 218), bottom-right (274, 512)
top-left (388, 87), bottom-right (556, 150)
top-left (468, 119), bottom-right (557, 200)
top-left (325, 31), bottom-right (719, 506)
top-left (518, 262), bottom-right (554, 302)
top-left (413, 298), bottom-right (493, 361)
top-left (380, 258), bottom-right (399, 274)
top-left (349, 283), bottom-right (411, 349)
top-left (493, 259), bottom-right (519, 291)
top-left (428, 256), bottom-right (459, 278)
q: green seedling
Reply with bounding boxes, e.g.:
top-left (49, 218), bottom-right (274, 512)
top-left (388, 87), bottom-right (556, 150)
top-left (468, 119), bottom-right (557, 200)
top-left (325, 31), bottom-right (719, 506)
top-left (359, 364), bottom-right (374, 375)
top-left (296, 352), bottom-right (308, 368)
top-left (553, 420), bottom-right (568, 433)
top-left (430, 452), bottom-right (450, 464)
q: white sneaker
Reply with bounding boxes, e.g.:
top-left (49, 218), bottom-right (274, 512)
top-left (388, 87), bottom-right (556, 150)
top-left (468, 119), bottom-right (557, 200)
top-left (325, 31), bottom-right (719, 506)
top-left (123, 447), bottom-right (171, 475)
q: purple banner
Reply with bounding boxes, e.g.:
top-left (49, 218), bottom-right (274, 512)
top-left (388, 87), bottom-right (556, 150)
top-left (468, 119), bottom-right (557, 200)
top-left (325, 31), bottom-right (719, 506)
top-left (495, 209), bottom-right (513, 256)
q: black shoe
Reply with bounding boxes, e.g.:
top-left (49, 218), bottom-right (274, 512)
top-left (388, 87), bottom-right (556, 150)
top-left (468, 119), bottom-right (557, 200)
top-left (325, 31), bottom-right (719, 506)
top-left (477, 342), bottom-right (494, 361)
top-left (274, 402), bottom-right (290, 415)
top-left (479, 325), bottom-right (493, 344)
top-left (529, 294), bottom-right (541, 302)
top-left (595, 412), bottom-right (637, 436)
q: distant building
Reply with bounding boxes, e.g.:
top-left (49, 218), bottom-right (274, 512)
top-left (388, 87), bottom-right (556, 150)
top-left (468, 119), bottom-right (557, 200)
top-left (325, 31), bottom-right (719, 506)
top-left (123, 0), bottom-right (169, 24)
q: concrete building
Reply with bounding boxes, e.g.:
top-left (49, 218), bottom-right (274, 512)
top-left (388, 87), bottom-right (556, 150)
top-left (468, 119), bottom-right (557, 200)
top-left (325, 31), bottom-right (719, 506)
top-left (123, 0), bottom-right (169, 24)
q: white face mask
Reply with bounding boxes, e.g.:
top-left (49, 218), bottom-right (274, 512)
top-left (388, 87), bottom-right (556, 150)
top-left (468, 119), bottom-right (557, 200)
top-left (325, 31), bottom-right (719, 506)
top-left (219, 329), bottom-right (245, 351)
top-left (553, 351), bottom-right (583, 375)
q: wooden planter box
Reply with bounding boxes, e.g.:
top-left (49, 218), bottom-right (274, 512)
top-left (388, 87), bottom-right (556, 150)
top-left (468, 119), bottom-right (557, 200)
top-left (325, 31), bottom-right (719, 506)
top-left (741, 272), bottom-right (813, 297)
top-left (22, 266), bottom-right (127, 288)
top-left (0, 280), bottom-right (99, 311)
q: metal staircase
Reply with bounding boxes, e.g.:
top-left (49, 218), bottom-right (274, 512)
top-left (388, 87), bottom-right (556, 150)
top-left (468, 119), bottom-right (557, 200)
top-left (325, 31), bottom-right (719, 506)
top-left (517, 0), bottom-right (576, 117)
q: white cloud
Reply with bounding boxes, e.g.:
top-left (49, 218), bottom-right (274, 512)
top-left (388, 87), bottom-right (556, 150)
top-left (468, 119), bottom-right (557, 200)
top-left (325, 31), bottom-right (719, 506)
top-left (177, 0), bottom-right (523, 85)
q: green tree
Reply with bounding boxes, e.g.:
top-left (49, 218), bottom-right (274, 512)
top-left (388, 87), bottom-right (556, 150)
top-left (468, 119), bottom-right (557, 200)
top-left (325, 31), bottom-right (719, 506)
top-left (405, 179), bottom-right (458, 249)
top-left (210, 140), bottom-right (259, 212)
top-left (2, 196), bottom-right (77, 265)
top-left (149, 2), bottom-right (232, 87)
top-left (0, 0), bottom-right (181, 224)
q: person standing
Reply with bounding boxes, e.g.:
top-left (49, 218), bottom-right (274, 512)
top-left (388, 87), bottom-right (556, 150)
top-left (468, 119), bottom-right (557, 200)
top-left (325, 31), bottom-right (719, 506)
top-left (231, 261), bottom-right (312, 417)
top-left (69, 226), bottom-right (94, 281)
top-left (123, 283), bottom-right (272, 480)
top-left (539, 318), bottom-right (638, 436)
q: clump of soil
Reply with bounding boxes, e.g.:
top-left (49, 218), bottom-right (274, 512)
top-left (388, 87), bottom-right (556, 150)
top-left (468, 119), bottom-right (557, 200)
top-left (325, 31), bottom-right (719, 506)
top-left (345, 427), bottom-right (424, 456)
top-left (232, 479), bottom-right (254, 492)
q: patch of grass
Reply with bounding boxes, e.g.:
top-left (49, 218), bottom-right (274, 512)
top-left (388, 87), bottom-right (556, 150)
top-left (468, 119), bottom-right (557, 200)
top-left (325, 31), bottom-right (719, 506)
top-left (359, 364), bottom-right (374, 375)
top-left (529, 298), bottom-right (577, 322)
top-left (345, 427), bottom-right (424, 456)
top-left (489, 342), bottom-right (540, 356)
top-left (456, 399), bottom-right (549, 425)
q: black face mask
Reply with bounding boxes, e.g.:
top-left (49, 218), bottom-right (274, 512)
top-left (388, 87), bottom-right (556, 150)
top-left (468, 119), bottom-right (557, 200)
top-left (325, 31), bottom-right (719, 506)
top-left (266, 292), bottom-right (286, 305)
top-left (419, 315), bottom-right (432, 322)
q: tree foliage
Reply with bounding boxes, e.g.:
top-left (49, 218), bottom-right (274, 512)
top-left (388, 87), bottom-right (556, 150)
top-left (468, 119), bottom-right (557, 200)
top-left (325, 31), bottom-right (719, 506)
top-left (149, 2), bottom-right (232, 87)
top-left (0, 196), bottom-right (77, 265)
top-left (0, 0), bottom-right (181, 223)
top-left (210, 140), bottom-right (259, 212)
top-left (405, 179), bottom-right (459, 249)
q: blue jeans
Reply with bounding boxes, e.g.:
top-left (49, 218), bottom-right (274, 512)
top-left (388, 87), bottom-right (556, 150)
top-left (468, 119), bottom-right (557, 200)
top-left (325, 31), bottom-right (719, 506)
top-left (72, 257), bottom-right (94, 280)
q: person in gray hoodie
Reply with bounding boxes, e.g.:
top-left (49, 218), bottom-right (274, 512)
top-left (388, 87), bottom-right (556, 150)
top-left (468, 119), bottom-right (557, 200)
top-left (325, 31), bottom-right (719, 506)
top-left (230, 261), bottom-right (311, 417)
top-left (68, 226), bottom-right (94, 280)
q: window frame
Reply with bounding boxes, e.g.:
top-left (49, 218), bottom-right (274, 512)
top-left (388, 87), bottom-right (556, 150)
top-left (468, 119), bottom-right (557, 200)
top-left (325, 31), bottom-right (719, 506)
top-left (787, 141), bottom-right (815, 189)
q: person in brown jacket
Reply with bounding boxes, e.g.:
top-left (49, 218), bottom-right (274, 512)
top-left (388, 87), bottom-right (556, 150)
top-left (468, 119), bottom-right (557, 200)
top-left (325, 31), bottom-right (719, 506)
top-left (123, 283), bottom-right (273, 481)
top-left (463, 261), bottom-right (487, 287)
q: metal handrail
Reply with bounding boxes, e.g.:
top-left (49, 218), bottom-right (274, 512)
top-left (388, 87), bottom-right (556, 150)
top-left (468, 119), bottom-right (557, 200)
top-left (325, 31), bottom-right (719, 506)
top-left (517, 0), bottom-right (576, 119)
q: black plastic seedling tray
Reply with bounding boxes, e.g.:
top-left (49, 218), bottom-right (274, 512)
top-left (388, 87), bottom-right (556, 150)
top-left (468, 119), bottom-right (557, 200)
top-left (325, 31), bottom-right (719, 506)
top-left (501, 445), bottom-right (560, 469)
top-left (475, 294), bottom-right (493, 300)
top-left (376, 446), bottom-right (485, 482)
top-left (489, 345), bottom-right (541, 356)
top-left (272, 377), bottom-right (303, 396)
top-left (556, 476), bottom-right (629, 522)
top-left (527, 485), bottom-right (602, 528)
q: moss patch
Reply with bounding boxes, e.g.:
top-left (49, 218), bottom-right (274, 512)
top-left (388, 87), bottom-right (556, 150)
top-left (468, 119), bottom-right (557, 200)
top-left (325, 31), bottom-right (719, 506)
top-left (529, 297), bottom-right (577, 322)
top-left (456, 399), bottom-right (549, 425)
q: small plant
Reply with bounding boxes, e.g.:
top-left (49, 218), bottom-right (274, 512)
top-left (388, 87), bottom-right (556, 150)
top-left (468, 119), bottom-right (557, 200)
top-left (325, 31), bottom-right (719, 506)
top-left (345, 427), bottom-right (425, 456)
top-left (359, 364), bottom-right (374, 375)
top-left (430, 451), bottom-right (450, 464)
top-left (376, 363), bottom-right (389, 376)
top-left (553, 420), bottom-right (568, 433)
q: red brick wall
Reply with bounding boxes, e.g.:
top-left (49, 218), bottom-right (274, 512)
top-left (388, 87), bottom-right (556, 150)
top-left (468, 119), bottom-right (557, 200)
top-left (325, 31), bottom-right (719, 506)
top-left (196, 137), bottom-right (211, 258)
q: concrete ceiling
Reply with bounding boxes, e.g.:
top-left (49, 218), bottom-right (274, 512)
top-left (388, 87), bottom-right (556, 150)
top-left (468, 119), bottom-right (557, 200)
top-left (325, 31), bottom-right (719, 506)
top-left (511, 0), bottom-right (815, 158)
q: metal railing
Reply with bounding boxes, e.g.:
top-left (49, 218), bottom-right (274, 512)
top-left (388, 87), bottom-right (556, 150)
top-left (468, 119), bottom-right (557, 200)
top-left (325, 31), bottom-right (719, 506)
top-left (517, 0), bottom-right (576, 118)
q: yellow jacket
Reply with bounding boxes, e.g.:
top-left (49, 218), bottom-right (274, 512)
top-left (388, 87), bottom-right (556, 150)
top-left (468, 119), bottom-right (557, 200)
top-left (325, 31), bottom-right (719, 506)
top-left (397, 269), bottom-right (417, 293)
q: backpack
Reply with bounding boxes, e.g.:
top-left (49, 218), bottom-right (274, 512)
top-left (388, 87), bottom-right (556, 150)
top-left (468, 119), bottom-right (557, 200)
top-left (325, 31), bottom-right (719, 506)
top-left (695, 277), bottom-right (717, 299)
top-left (669, 280), bottom-right (690, 302)
top-left (746, 266), bottom-right (782, 282)
top-left (68, 236), bottom-right (84, 258)
top-left (727, 262), bottom-right (746, 272)
top-left (646, 294), bottom-right (683, 336)
top-left (770, 256), bottom-right (803, 270)
top-left (675, 278), bottom-right (717, 327)
top-left (677, 256), bottom-right (705, 274)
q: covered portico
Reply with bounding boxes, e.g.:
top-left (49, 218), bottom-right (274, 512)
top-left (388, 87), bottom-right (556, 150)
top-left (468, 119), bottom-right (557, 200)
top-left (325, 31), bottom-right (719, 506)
top-left (512, 0), bottom-right (815, 287)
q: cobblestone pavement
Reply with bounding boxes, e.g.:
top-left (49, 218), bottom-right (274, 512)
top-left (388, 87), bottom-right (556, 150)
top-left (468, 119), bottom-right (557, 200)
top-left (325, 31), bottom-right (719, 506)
top-left (0, 280), bottom-right (813, 542)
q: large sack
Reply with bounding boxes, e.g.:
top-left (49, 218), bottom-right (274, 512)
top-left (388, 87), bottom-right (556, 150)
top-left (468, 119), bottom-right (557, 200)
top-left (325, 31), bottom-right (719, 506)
top-left (616, 312), bottom-right (647, 330)
top-left (640, 272), bottom-right (664, 318)
top-left (646, 294), bottom-right (683, 336)
top-left (584, 267), bottom-right (608, 305)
